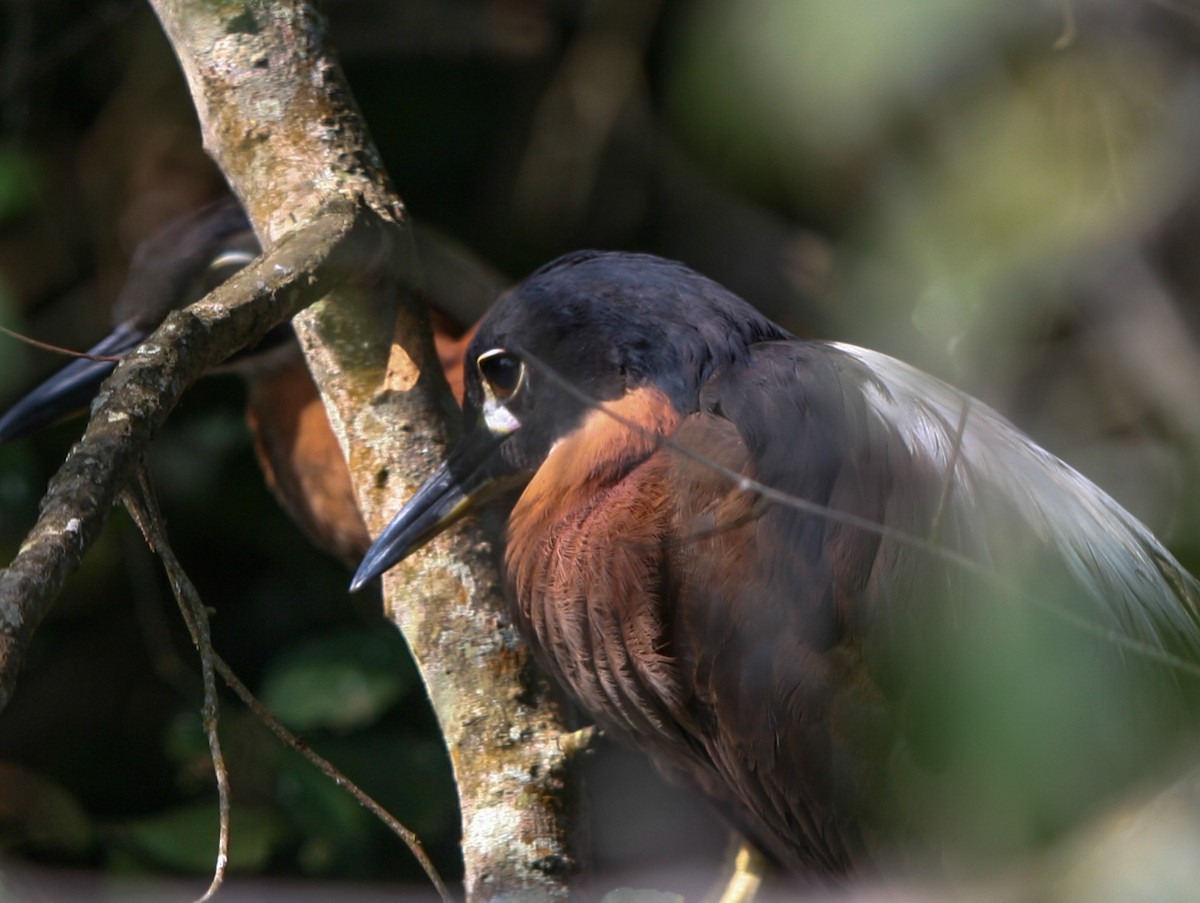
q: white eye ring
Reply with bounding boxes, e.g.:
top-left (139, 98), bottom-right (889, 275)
top-left (476, 348), bottom-right (525, 402)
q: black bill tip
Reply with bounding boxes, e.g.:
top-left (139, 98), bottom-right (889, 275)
top-left (349, 429), bottom-right (512, 592)
top-left (0, 323), bottom-right (145, 444)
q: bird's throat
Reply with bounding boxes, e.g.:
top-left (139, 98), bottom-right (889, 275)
top-left (510, 386), bottom-right (681, 534)
top-left (503, 386), bottom-right (689, 744)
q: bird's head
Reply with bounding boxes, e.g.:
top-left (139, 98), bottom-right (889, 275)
top-left (350, 250), bottom-right (788, 590)
top-left (0, 197), bottom-right (261, 445)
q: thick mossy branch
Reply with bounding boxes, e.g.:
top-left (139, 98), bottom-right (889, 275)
top-left (146, 2), bottom-right (583, 900)
top-left (152, 0), bottom-right (401, 243)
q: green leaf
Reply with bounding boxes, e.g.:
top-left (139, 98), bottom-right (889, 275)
top-left (0, 148), bottom-right (37, 222)
top-left (259, 629), bottom-right (417, 732)
top-left (274, 750), bottom-right (373, 875)
top-left (0, 762), bottom-right (94, 854)
top-left (114, 804), bottom-right (287, 874)
top-left (276, 748), bottom-right (371, 843)
top-left (307, 733), bottom-right (456, 840)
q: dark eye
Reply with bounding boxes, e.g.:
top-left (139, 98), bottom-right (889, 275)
top-left (477, 349), bottom-right (525, 401)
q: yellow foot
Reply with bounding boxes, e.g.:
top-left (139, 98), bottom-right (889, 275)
top-left (707, 836), bottom-right (769, 903)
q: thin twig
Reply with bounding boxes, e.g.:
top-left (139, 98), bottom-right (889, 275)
top-left (121, 468), bottom-right (230, 902)
top-left (0, 324), bottom-right (123, 362)
top-left (121, 521), bottom-right (204, 713)
top-left (120, 467), bottom-right (455, 903)
top-left (557, 725), bottom-right (600, 759)
top-left (215, 659), bottom-right (456, 903)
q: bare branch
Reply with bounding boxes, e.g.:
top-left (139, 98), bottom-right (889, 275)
top-left (150, 0), bottom-right (402, 243)
top-left (122, 467), bottom-right (454, 903)
top-left (0, 210), bottom-right (373, 712)
top-left (121, 468), bottom-right (231, 903)
top-left (144, 2), bottom-right (583, 899)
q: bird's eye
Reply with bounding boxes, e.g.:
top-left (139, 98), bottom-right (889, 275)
top-left (203, 249), bottom-right (256, 291)
top-left (477, 349), bottom-right (525, 401)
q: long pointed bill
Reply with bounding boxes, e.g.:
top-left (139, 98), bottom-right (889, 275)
top-left (349, 427), bottom-right (519, 592)
top-left (0, 323), bottom-right (147, 443)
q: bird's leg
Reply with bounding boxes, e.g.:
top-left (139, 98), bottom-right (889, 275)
top-left (704, 835), bottom-right (769, 903)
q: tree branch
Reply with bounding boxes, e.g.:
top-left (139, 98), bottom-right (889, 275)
top-left (14, 1), bottom-right (580, 899)
top-left (0, 210), bottom-right (372, 711)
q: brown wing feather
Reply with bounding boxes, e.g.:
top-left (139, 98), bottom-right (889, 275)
top-left (662, 412), bottom-right (888, 872)
top-left (245, 352), bottom-right (370, 567)
top-left (506, 388), bottom-right (690, 748)
top-left (502, 336), bottom-right (1200, 878)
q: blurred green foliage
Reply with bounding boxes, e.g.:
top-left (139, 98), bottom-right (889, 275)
top-left (259, 630), bottom-right (419, 734)
top-left (112, 805), bottom-right (286, 874)
top-left (0, 148), bottom-right (37, 222)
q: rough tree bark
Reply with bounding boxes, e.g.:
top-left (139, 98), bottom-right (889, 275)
top-left (0, 1), bottom-right (582, 900)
